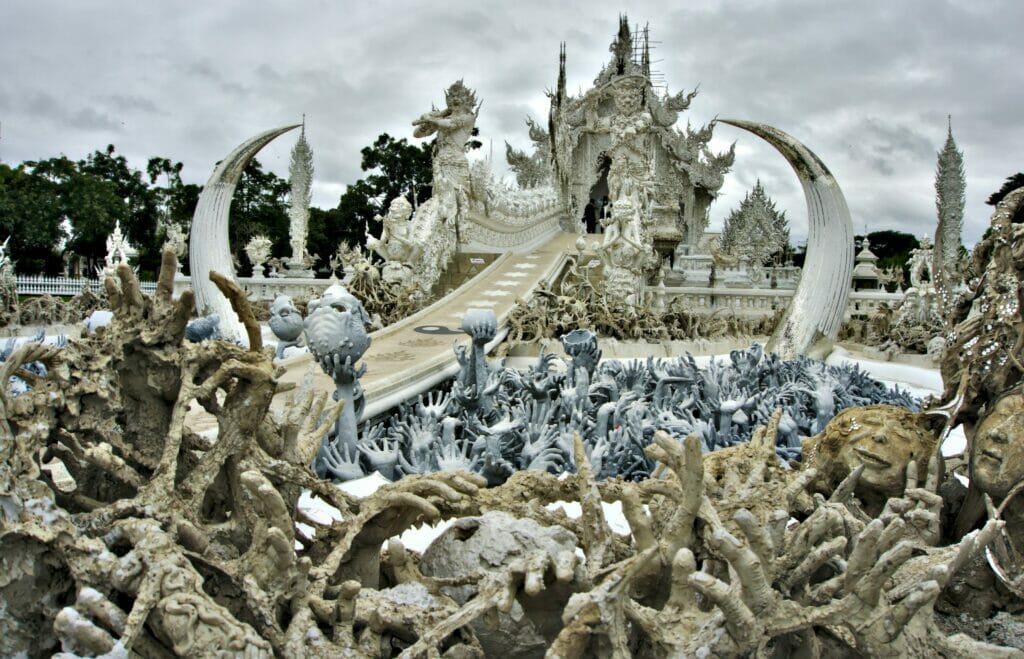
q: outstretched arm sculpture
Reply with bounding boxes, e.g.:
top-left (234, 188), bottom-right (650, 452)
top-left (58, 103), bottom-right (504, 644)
top-left (304, 284), bottom-right (372, 479)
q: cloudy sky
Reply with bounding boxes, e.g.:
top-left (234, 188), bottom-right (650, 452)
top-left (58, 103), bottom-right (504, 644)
top-left (2, 0), bottom-right (1021, 246)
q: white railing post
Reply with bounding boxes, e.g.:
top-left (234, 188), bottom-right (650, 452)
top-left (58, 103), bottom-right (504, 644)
top-left (16, 275), bottom-right (157, 297)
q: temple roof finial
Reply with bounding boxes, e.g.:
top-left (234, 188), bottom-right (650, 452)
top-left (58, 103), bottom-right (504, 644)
top-left (557, 42), bottom-right (567, 105)
top-left (641, 24), bottom-right (651, 77)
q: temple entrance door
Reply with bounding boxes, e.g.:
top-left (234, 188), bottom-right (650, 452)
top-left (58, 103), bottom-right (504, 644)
top-left (583, 155), bottom-right (611, 234)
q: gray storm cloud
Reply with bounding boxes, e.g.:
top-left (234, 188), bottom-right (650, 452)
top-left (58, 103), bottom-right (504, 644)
top-left (1, 0), bottom-right (1020, 246)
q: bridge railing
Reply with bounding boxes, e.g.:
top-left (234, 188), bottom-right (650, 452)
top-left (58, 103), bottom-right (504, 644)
top-left (16, 275), bottom-right (157, 296)
top-left (651, 285), bottom-right (903, 320)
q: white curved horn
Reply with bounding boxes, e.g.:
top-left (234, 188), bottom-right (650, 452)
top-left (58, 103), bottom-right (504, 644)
top-left (189, 124), bottom-right (300, 343)
top-left (719, 119), bottom-right (854, 359)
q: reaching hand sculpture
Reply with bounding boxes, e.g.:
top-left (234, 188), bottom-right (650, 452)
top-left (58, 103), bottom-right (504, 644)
top-left (562, 329), bottom-right (601, 393)
top-left (332, 337), bottom-right (921, 492)
top-left (802, 404), bottom-right (938, 516)
top-left (458, 308), bottom-right (498, 415)
top-left (304, 284), bottom-right (372, 479)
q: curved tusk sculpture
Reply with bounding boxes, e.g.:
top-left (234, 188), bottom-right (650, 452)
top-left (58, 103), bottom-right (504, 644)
top-left (189, 124), bottom-right (301, 344)
top-left (719, 119), bottom-right (854, 360)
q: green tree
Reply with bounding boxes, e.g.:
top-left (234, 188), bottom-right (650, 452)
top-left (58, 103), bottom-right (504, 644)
top-left (0, 163), bottom-right (68, 275)
top-left (147, 157), bottom-right (201, 273)
top-left (78, 145), bottom-right (163, 276)
top-left (309, 134), bottom-right (434, 261)
top-left (863, 230), bottom-right (919, 287)
top-left (229, 159), bottom-right (290, 269)
top-left (26, 154), bottom-right (126, 275)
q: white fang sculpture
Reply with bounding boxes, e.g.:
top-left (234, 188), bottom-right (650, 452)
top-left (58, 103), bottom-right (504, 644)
top-left (189, 124), bottom-right (300, 343)
top-left (720, 119), bottom-right (854, 359)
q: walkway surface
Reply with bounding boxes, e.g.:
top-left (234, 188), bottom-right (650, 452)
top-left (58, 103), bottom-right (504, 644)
top-left (272, 231), bottom-right (579, 419)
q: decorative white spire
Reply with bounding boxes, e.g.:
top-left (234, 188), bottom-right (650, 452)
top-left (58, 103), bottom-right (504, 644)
top-left (288, 119), bottom-right (314, 263)
top-left (933, 115), bottom-right (965, 291)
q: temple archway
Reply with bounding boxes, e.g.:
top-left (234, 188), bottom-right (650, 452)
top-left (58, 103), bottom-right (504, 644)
top-left (583, 153), bottom-right (611, 234)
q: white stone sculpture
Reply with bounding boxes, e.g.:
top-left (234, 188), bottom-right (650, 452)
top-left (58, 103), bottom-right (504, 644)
top-left (909, 235), bottom-right (935, 291)
top-left (189, 124), bottom-right (300, 344)
top-left (283, 123), bottom-right (316, 278)
top-left (245, 235), bottom-right (272, 279)
top-left (720, 119), bottom-right (854, 359)
top-left (604, 83), bottom-right (655, 218)
top-left (163, 222), bottom-right (188, 276)
top-left (933, 117), bottom-right (965, 296)
top-left (388, 80), bottom-right (479, 294)
top-left (268, 294), bottom-right (303, 359)
top-left (504, 117), bottom-right (551, 189)
top-left (413, 79), bottom-right (477, 200)
top-left (0, 236), bottom-right (16, 318)
top-left (720, 180), bottom-right (790, 270)
top-left (365, 197), bottom-right (422, 286)
top-left (99, 220), bottom-right (137, 280)
top-left (595, 198), bottom-right (647, 305)
top-left (548, 19), bottom-right (734, 254)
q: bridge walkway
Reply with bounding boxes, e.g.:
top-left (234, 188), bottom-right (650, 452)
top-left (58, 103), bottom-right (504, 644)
top-left (273, 231), bottom-right (580, 419)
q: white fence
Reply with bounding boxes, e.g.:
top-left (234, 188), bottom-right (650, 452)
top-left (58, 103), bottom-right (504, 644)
top-left (650, 285), bottom-right (904, 321)
top-left (16, 275), bottom-right (157, 297)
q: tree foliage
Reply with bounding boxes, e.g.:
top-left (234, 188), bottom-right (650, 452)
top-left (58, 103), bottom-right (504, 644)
top-left (313, 134), bottom-right (434, 257)
top-left (0, 146), bottom-right (200, 277)
top-left (860, 230), bottom-right (919, 288)
top-left (986, 172), bottom-right (1024, 224)
top-left (229, 159), bottom-right (291, 269)
top-left (0, 163), bottom-right (68, 275)
top-left (1, 130), bottom-right (449, 278)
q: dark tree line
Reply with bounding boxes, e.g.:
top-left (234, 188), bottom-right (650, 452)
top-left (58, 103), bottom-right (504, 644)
top-left (0, 146), bottom-right (201, 277)
top-left (6, 135), bottom-right (1005, 282)
top-left (0, 134), bottom-right (435, 279)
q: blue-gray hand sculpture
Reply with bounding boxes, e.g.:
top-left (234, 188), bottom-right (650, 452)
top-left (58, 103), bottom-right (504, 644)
top-left (313, 297), bottom-right (920, 486)
top-left (305, 284), bottom-right (372, 480)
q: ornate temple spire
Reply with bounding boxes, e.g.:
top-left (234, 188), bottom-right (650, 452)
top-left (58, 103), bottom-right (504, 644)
top-left (556, 42), bottom-right (566, 107)
top-left (288, 123), bottom-right (314, 265)
top-left (720, 179), bottom-right (790, 267)
top-left (641, 26), bottom-right (651, 78)
top-left (933, 114), bottom-right (965, 295)
top-left (612, 15), bottom-right (632, 75)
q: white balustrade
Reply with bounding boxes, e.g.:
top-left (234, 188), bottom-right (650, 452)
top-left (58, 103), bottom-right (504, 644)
top-left (16, 275), bottom-right (156, 297)
top-left (172, 275), bottom-right (335, 302)
top-left (651, 285), bottom-right (902, 321)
